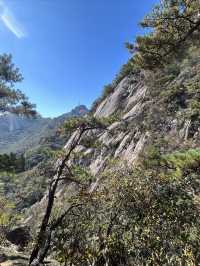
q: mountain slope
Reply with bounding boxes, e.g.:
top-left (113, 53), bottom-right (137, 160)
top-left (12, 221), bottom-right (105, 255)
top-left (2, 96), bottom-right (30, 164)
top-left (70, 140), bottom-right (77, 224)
top-left (2, 1), bottom-right (200, 264)
top-left (22, 46), bottom-right (200, 265)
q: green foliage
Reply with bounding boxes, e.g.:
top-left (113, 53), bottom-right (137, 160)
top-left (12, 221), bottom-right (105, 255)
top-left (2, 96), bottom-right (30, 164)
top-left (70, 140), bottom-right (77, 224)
top-left (158, 69), bottom-right (200, 135)
top-left (127, 0), bottom-right (200, 69)
top-left (102, 113), bottom-right (121, 125)
top-left (138, 44), bottom-right (200, 136)
top-left (0, 153), bottom-right (25, 173)
top-left (181, 45), bottom-right (200, 68)
top-left (161, 149), bottom-right (200, 179)
top-left (141, 145), bottom-right (162, 169)
top-left (0, 196), bottom-right (19, 243)
top-left (63, 115), bottom-right (112, 135)
top-left (80, 135), bottom-right (102, 150)
top-left (161, 85), bottom-right (187, 112)
top-left (71, 165), bottom-right (95, 184)
top-left (0, 196), bottom-right (15, 227)
top-left (50, 144), bottom-right (200, 265)
top-left (0, 54), bottom-right (36, 115)
top-left (189, 99), bottom-right (200, 120)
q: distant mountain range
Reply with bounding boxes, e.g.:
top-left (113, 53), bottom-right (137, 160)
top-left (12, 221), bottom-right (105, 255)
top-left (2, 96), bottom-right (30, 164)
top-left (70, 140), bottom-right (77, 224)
top-left (0, 105), bottom-right (88, 154)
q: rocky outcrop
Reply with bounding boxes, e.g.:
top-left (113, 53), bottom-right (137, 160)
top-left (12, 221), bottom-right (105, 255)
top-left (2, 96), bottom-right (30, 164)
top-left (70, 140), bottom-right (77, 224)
top-left (95, 72), bottom-right (146, 118)
top-left (95, 77), bottom-right (129, 118)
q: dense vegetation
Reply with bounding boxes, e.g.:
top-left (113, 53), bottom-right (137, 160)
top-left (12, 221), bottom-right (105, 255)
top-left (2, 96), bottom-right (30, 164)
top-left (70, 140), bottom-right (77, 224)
top-left (52, 146), bottom-right (200, 265)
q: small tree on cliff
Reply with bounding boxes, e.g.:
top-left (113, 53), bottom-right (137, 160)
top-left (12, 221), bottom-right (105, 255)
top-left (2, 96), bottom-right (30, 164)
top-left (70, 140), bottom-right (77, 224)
top-left (29, 116), bottom-right (109, 265)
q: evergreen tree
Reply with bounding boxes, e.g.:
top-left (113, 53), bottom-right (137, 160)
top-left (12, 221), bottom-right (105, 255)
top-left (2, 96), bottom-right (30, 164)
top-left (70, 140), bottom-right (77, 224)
top-left (127, 0), bottom-right (200, 69)
top-left (0, 54), bottom-right (36, 115)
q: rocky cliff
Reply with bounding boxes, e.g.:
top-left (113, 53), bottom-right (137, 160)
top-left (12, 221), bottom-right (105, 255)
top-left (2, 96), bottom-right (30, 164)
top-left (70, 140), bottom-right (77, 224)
top-left (24, 46), bottom-right (200, 234)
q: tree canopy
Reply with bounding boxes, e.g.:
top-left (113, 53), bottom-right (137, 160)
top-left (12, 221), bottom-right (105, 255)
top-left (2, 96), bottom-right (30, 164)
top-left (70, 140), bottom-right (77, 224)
top-left (0, 54), bottom-right (36, 116)
top-left (127, 0), bottom-right (200, 69)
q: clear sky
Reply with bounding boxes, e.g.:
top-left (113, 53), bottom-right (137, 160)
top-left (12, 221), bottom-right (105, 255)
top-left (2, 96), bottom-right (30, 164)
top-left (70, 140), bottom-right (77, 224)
top-left (0, 0), bottom-right (157, 117)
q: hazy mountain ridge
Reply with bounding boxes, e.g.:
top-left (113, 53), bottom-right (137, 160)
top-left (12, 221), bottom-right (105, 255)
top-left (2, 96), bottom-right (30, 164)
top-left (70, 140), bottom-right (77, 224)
top-left (0, 105), bottom-right (88, 154)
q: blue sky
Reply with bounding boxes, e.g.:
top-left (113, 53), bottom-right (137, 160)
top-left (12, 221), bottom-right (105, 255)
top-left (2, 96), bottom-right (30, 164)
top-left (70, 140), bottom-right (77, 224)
top-left (0, 0), bottom-right (157, 117)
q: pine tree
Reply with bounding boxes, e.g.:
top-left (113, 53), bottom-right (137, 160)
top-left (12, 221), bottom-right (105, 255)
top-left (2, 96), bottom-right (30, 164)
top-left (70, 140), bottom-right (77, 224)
top-left (0, 54), bottom-right (36, 115)
top-left (127, 0), bottom-right (200, 69)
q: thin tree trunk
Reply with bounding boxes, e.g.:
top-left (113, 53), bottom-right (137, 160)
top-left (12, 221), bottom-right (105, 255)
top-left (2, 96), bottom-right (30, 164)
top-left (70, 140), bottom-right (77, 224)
top-left (29, 129), bottom-right (84, 265)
